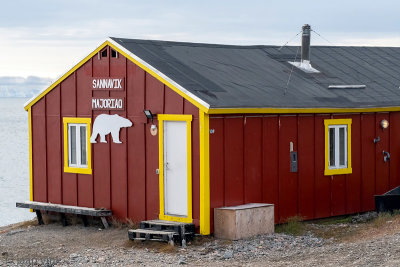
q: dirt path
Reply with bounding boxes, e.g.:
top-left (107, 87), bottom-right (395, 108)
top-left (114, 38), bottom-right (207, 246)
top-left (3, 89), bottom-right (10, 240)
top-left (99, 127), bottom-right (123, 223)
top-left (1, 214), bottom-right (400, 266)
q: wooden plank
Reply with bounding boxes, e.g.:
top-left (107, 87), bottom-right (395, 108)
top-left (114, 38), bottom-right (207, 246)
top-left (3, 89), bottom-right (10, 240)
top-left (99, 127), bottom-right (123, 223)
top-left (129, 229), bottom-right (178, 235)
top-left (278, 115), bottom-right (298, 222)
top-left (224, 117), bottom-right (244, 206)
top-left (16, 201), bottom-right (112, 217)
top-left (142, 220), bottom-right (194, 226)
top-left (297, 115), bottom-right (315, 219)
top-left (244, 117), bottom-right (263, 203)
top-left (262, 116), bottom-right (279, 223)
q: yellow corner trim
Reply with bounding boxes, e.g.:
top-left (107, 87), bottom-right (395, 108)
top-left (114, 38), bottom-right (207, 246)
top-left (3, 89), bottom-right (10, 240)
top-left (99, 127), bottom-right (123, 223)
top-left (28, 108), bottom-right (33, 211)
top-left (208, 107), bottom-right (400, 114)
top-left (324, 118), bottom-right (352, 176)
top-left (158, 114), bottom-right (193, 224)
top-left (199, 111), bottom-right (210, 235)
top-left (63, 117), bottom-right (92, 175)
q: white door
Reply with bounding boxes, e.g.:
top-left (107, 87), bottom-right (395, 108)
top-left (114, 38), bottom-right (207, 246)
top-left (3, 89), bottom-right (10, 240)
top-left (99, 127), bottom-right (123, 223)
top-left (163, 121), bottom-right (188, 217)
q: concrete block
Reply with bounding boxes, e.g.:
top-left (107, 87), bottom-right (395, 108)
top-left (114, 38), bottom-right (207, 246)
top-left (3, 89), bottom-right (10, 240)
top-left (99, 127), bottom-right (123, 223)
top-left (214, 203), bottom-right (274, 240)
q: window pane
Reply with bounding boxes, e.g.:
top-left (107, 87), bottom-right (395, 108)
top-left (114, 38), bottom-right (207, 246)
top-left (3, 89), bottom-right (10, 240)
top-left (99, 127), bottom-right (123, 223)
top-left (339, 127), bottom-right (345, 166)
top-left (80, 126), bottom-right (87, 165)
top-left (70, 126), bottom-right (76, 165)
top-left (329, 127), bottom-right (335, 167)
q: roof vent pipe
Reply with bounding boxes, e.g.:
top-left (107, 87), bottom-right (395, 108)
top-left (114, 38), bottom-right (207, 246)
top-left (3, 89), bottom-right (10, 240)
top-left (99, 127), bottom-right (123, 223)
top-left (301, 24), bottom-right (311, 63)
top-left (287, 24), bottom-right (319, 73)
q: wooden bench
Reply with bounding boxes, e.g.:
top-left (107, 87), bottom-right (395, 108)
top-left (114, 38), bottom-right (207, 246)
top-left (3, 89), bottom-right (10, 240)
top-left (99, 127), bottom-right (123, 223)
top-left (16, 201), bottom-right (112, 228)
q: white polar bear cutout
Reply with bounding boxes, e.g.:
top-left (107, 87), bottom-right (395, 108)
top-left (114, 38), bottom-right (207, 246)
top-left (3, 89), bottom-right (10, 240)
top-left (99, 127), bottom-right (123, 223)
top-left (90, 114), bottom-right (132, 144)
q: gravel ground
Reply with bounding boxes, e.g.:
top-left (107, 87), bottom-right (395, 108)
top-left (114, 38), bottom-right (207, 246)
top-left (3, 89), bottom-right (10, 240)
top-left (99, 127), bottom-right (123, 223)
top-left (1, 214), bottom-right (400, 266)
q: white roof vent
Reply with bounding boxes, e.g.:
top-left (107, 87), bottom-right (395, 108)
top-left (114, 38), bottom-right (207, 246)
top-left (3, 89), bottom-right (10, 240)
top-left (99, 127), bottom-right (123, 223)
top-left (328, 85), bottom-right (366, 89)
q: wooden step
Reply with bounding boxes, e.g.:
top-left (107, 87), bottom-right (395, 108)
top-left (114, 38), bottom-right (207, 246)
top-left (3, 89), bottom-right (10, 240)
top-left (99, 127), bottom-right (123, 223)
top-left (128, 228), bottom-right (179, 244)
top-left (129, 220), bottom-right (196, 246)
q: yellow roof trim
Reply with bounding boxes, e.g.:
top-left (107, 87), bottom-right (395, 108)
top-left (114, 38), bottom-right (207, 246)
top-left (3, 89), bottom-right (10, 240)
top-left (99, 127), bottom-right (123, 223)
top-left (24, 39), bottom-right (210, 112)
top-left (208, 106), bottom-right (400, 114)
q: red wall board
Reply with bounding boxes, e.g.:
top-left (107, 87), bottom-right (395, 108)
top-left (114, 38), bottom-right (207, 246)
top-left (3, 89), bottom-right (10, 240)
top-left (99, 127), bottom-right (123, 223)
top-left (297, 115), bottom-right (315, 219)
top-left (45, 88), bottom-right (62, 204)
top-left (375, 113), bottom-right (390, 195)
top-left (361, 114), bottom-right (376, 211)
top-left (32, 99), bottom-right (47, 203)
top-left (278, 115), bottom-right (298, 222)
top-left (164, 86), bottom-right (184, 114)
top-left (262, 116), bottom-right (279, 222)
top-left (314, 115), bottom-right (331, 218)
top-left (345, 114), bottom-right (361, 214)
top-left (244, 117), bottom-right (263, 203)
top-left (224, 117), bottom-right (244, 206)
top-left (209, 118), bottom-right (225, 231)
top-left (389, 112), bottom-right (400, 189)
top-left (127, 123), bottom-right (146, 221)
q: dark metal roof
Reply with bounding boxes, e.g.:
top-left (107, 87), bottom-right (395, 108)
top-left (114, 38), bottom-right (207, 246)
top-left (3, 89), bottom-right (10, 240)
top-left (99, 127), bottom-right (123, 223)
top-left (111, 37), bottom-right (400, 109)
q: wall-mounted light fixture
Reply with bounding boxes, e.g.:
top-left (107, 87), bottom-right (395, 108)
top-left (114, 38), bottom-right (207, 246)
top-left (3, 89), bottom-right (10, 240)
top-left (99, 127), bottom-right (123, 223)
top-left (381, 119), bottom-right (389, 130)
top-left (144, 110), bottom-right (158, 136)
top-left (144, 110), bottom-right (155, 122)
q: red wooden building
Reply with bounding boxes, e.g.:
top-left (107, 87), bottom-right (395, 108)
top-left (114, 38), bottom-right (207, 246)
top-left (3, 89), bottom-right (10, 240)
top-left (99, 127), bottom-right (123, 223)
top-left (24, 27), bottom-right (400, 235)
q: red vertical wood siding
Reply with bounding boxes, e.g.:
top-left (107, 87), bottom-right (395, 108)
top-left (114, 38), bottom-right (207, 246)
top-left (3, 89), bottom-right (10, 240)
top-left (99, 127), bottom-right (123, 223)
top-left (224, 117), bottom-right (244, 206)
top-left (262, 116), bottom-right (279, 222)
top-left (346, 114), bottom-right (361, 214)
top-left (278, 116), bottom-right (298, 221)
top-left (32, 99), bottom-right (47, 203)
top-left (209, 117), bottom-right (224, 231)
top-left (297, 115), bottom-right (315, 219)
top-left (314, 115), bottom-right (331, 218)
top-left (30, 45), bottom-right (201, 227)
top-left (210, 112), bottom-right (400, 229)
top-left (390, 113), bottom-right (400, 189)
top-left (77, 60), bottom-right (94, 208)
top-left (244, 117), bottom-right (263, 203)
top-left (361, 114), bottom-right (376, 211)
top-left (375, 113), bottom-right (390, 195)
top-left (46, 87), bottom-right (62, 204)
top-left (61, 75), bottom-right (77, 206)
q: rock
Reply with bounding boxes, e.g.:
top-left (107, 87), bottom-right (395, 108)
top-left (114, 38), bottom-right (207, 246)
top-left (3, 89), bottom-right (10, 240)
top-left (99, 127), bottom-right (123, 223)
top-left (223, 250), bottom-right (234, 259)
top-left (178, 256), bottom-right (186, 265)
top-left (69, 253), bottom-right (79, 259)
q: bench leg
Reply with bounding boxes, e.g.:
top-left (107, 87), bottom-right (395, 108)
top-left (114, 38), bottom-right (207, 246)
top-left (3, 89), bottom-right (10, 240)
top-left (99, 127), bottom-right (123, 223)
top-left (35, 210), bottom-right (44, 225)
top-left (61, 213), bottom-right (67, 227)
top-left (81, 215), bottom-right (88, 227)
top-left (100, 217), bottom-right (109, 229)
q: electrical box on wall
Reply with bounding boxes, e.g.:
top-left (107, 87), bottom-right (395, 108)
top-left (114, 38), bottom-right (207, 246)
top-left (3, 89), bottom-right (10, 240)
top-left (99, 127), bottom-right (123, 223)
top-left (290, 151), bottom-right (298, 172)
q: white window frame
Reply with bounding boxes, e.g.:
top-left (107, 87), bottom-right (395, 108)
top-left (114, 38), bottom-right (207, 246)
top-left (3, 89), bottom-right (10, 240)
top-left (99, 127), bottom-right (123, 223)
top-left (68, 123), bottom-right (88, 168)
top-left (328, 124), bottom-right (348, 169)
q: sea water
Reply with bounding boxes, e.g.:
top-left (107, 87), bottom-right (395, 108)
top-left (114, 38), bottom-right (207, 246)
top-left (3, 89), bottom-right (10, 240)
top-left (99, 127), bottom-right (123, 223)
top-left (0, 98), bottom-right (34, 226)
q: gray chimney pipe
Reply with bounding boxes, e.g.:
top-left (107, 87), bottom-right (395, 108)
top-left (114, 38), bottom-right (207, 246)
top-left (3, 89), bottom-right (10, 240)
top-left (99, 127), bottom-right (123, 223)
top-left (301, 24), bottom-right (311, 62)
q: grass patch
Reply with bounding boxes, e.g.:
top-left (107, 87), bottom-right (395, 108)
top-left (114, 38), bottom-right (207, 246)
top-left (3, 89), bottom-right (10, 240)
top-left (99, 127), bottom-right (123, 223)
top-left (310, 215), bottom-right (353, 225)
top-left (372, 212), bottom-right (392, 228)
top-left (276, 216), bottom-right (305, 236)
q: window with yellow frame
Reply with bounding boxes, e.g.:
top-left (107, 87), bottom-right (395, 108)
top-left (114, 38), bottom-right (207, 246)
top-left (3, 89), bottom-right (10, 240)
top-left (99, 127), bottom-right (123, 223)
top-left (324, 119), bottom-right (352, 175)
top-left (63, 117), bottom-right (92, 175)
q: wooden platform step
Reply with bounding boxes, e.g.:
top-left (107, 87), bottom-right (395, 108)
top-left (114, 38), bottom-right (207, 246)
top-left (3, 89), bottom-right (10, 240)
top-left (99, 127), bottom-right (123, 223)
top-left (129, 228), bottom-right (179, 244)
top-left (129, 220), bottom-right (195, 246)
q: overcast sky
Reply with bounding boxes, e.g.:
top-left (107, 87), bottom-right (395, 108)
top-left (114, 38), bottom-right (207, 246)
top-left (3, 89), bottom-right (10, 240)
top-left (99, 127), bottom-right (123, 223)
top-left (1, 0), bottom-right (399, 79)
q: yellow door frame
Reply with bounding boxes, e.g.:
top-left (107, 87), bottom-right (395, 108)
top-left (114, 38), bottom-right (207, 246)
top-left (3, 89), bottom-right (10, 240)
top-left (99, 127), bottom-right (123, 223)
top-left (158, 114), bottom-right (193, 223)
